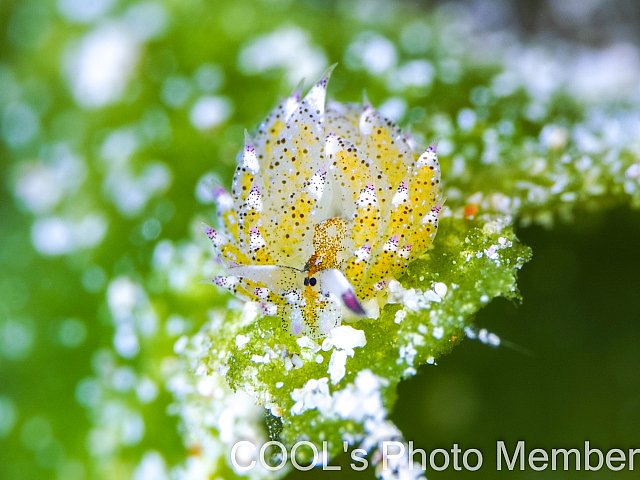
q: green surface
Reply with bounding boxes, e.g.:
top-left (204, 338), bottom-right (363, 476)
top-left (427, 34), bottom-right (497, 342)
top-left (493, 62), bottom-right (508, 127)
top-left (1, 0), bottom-right (640, 479)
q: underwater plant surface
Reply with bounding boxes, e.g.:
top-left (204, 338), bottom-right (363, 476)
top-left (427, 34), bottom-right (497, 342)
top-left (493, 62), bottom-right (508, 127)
top-left (1, 0), bottom-right (640, 479)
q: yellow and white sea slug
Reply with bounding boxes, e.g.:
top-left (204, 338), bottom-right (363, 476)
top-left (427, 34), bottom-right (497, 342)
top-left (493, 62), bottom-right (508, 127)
top-left (203, 66), bottom-right (442, 338)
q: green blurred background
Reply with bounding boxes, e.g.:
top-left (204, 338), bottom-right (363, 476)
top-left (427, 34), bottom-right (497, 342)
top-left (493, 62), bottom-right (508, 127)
top-left (1, 0), bottom-right (640, 479)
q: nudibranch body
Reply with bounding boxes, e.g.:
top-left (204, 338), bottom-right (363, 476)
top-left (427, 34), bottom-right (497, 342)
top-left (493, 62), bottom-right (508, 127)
top-left (204, 66), bottom-right (442, 338)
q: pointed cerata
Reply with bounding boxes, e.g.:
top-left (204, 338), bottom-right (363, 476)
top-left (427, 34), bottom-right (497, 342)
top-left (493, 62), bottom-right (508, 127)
top-left (203, 66), bottom-right (442, 338)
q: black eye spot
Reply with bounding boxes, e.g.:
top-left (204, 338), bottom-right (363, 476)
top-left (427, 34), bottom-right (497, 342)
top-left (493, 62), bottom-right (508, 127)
top-left (304, 277), bottom-right (309, 286)
top-left (309, 277), bottom-right (317, 287)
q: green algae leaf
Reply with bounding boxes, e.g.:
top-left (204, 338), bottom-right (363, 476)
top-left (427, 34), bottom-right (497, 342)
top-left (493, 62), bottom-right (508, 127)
top-left (177, 213), bottom-right (530, 475)
top-left (161, 62), bottom-right (533, 477)
top-left (6, 1), bottom-right (640, 479)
